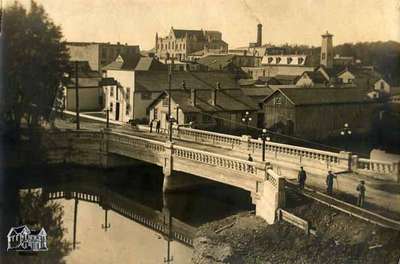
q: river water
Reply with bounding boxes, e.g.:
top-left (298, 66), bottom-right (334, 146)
top-left (1, 164), bottom-right (252, 263)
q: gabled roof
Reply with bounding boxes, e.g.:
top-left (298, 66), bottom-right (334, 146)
top-left (263, 88), bottom-right (373, 106)
top-left (172, 29), bottom-right (205, 40)
top-left (302, 71), bottom-right (329, 84)
top-left (103, 54), bottom-right (141, 71)
top-left (134, 57), bottom-right (167, 71)
top-left (135, 71), bottom-right (242, 93)
top-left (148, 88), bottom-right (258, 113)
top-left (197, 54), bottom-right (236, 70)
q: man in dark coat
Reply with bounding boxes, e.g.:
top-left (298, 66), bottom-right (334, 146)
top-left (356, 180), bottom-right (366, 207)
top-left (149, 119), bottom-right (154, 133)
top-left (156, 120), bottom-right (161, 133)
top-left (326, 170), bottom-right (336, 195)
top-left (298, 166), bottom-right (307, 189)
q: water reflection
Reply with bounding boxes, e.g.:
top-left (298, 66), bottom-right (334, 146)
top-left (2, 165), bottom-right (252, 263)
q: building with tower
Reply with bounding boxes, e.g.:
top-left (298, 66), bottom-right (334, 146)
top-left (320, 31), bottom-right (334, 68)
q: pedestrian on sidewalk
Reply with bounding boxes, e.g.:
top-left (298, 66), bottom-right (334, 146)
top-left (356, 180), bottom-right (366, 207)
top-left (149, 119), bottom-right (154, 133)
top-left (326, 170), bottom-right (336, 195)
top-left (247, 154), bottom-right (254, 173)
top-left (156, 120), bottom-right (160, 133)
top-left (298, 166), bottom-right (307, 190)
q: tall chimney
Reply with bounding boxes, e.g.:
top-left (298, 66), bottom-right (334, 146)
top-left (257, 24), bottom-right (262, 47)
top-left (191, 88), bottom-right (197, 106)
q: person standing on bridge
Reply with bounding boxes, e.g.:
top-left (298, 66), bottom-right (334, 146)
top-left (356, 180), bottom-right (366, 207)
top-left (326, 170), bottom-right (336, 195)
top-left (248, 154), bottom-right (253, 162)
top-left (149, 119), bottom-right (154, 133)
top-left (156, 120), bottom-right (161, 133)
top-left (298, 166), bottom-right (307, 190)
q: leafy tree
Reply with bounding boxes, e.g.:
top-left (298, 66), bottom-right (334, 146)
top-left (1, 1), bottom-right (69, 132)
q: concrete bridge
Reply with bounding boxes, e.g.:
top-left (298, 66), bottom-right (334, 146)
top-left (41, 128), bottom-right (285, 224)
top-left (40, 125), bottom-right (400, 224)
top-left (43, 184), bottom-right (195, 246)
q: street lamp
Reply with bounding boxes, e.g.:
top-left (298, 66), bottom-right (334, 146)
top-left (241, 111), bottom-right (252, 135)
top-left (340, 123), bottom-right (352, 150)
top-left (260, 128), bottom-right (271, 162)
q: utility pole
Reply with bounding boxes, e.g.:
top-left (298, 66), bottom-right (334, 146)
top-left (168, 58), bottom-right (174, 142)
top-left (73, 197), bottom-right (78, 249)
top-left (74, 61), bottom-right (80, 130)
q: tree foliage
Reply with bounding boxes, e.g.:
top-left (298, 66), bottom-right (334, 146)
top-left (1, 1), bottom-right (69, 131)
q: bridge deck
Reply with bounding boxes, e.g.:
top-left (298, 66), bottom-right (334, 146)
top-left (286, 180), bottom-right (400, 231)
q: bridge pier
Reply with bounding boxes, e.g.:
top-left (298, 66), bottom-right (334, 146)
top-left (252, 169), bottom-right (286, 224)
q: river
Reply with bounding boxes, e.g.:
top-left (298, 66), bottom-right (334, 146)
top-left (1, 164), bottom-right (252, 263)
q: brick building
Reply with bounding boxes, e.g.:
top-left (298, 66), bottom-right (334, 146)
top-left (66, 42), bottom-right (140, 72)
top-left (155, 27), bottom-right (228, 61)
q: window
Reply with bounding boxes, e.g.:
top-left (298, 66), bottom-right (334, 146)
top-left (275, 96), bottom-right (282, 105)
top-left (162, 97), bottom-right (169, 106)
top-left (110, 102), bottom-right (113, 112)
top-left (153, 108), bottom-right (158, 119)
top-left (267, 57), bottom-right (273, 64)
top-left (186, 113), bottom-right (197, 122)
top-left (126, 104), bottom-right (130, 115)
top-left (380, 82), bottom-right (385, 90)
top-left (276, 57), bottom-right (281, 64)
top-left (321, 53), bottom-right (326, 60)
top-left (298, 58), bottom-right (304, 64)
top-left (126, 87), bottom-right (130, 100)
top-left (141, 92), bottom-right (151, 100)
top-left (287, 57), bottom-right (293, 64)
top-left (183, 43), bottom-right (185, 49)
top-left (110, 86), bottom-right (114, 97)
top-left (263, 70), bottom-right (266, 77)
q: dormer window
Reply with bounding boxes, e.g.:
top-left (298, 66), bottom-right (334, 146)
top-left (276, 57), bottom-right (282, 64)
top-left (268, 57), bottom-right (273, 64)
top-left (287, 57), bottom-right (293, 64)
top-left (298, 58), bottom-right (304, 64)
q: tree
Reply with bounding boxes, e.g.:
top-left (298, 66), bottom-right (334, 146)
top-left (1, 1), bottom-right (69, 132)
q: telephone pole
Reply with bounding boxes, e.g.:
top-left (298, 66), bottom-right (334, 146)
top-left (74, 61), bottom-right (80, 130)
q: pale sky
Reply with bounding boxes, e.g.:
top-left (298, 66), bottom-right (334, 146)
top-left (7, 0), bottom-right (400, 50)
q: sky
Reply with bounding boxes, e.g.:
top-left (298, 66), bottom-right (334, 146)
top-left (6, 0), bottom-right (400, 50)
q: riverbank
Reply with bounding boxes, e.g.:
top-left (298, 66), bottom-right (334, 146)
top-left (192, 191), bottom-right (400, 264)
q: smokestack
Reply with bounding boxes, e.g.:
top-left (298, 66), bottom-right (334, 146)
top-left (257, 24), bottom-right (262, 47)
top-left (191, 88), bottom-right (197, 106)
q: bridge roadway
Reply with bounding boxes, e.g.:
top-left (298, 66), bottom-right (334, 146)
top-left (53, 119), bottom-right (400, 219)
top-left (43, 183), bottom-right (195, 246)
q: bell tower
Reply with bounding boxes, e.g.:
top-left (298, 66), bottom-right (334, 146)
top-left (320, 31), bottom-right (333, 68)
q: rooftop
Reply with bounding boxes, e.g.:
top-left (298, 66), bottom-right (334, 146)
top-left (264, 88), bottom-right (374, 106)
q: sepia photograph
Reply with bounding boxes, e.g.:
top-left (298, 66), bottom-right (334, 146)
top-left (0, 0), bottom-right (400, 263)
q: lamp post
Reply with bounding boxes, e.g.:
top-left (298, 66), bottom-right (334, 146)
top-left (101, 209), bottom-right (111, 231)
top-left (241, 111), bottom-right (252, 135)
top-left (74, 61), bottom-right (80, 130)
top-left (340, 123), bottom-right (352, 151)
top-left (260, 128), bottom-right (271, 162)
top-left (104, 107), bottom-right (110, 129)
top-left (167, 57), bottom-right (174, 142)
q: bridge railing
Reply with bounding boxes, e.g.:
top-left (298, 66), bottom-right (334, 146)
top-left (355, 158), bottom-right (400, 182)
top-left (173, 144), bottom-right (264, 178)
top-left (107, 131), bottom-right (166, 153)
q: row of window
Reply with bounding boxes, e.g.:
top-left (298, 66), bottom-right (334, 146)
top-left (109, 102), bottom-right (131, 115)
top-left (266, 57), bottom-right (305, 65)
top-left (158, 42), bottom-right (186, 51)
top-left (109, 86), bottom-right (131, 100)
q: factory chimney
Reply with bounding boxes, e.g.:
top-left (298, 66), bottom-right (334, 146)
top-left (257, 24), bottom-right (262, 47)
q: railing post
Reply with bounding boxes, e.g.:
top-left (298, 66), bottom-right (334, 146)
top-left (338, 151), bottom-right (352, 171)
top-left (240, 135), bottom-right (251, 153)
